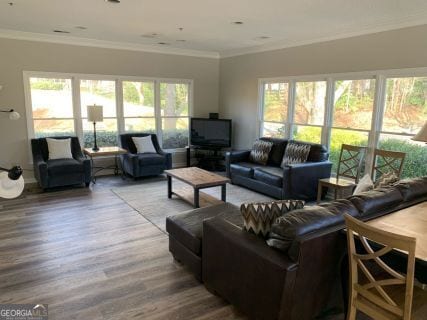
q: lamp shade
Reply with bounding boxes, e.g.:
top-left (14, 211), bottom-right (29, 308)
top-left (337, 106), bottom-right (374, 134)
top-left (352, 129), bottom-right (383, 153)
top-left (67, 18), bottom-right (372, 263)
top-left (412, 121), bottom-right (427, 143)
top-left (87, 105), bottom-right (103, 122)
top-left (0, 171), bottom-right (24, 199)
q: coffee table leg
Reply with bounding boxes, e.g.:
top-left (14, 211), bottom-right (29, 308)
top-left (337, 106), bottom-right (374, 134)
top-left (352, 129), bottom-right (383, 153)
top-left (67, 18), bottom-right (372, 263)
top-left (194, 188), bottom-right (200, 208)
top-left (221, 184), bottom-right (226, 202)
top-left (167, 175), bottom-right (172, 199)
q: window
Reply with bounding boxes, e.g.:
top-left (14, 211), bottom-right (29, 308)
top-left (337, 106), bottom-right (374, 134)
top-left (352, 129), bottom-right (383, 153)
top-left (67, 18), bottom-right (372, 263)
top-left (259, 68), bottom-right (427, 179)
top-left (378, 77), bottom-right (427, 178)
top-left (123, 81), bottom-right (156, 133)
top-left (329, 79), bottom-right (375, 172)
top-left (160, 83), bottom-right (190, 149)
top-left (25, 72), bottom-right (193, 151)
top-left (80, 80), bottom-right (117, 148)
top-left (29, 77), bottom-right (74, 137)
top-left (292, 81), bottom-right (326, 144)
top-left (261, 82), bottom-right (288, 137)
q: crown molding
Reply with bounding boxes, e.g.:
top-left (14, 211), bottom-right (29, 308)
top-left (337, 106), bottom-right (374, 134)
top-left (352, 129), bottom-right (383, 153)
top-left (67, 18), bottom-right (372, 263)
top-left (0, 29), bottom-right (220, 59)
top-left (219, 15), bottom-right (427, 58)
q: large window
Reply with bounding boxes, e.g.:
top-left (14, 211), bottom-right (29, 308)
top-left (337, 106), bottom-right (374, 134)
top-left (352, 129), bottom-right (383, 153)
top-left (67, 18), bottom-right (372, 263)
top-left (25, 73), bottom-right (192, 151)
top-left (29, 77), bottom-right (74, 137)
top-left (292, 81), bottom-right (326, 144)
top-left (259, 70), bottom-right (427, 179)
top-left (261, 82), bottom-right (288, 137)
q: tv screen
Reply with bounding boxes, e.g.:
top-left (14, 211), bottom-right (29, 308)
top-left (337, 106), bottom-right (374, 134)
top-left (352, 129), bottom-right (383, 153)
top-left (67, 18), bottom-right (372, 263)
top-left (190, 118), bottom-right (232, 147)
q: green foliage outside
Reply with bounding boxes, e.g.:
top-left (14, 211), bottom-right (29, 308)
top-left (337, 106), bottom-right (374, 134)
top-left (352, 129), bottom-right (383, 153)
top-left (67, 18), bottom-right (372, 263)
top-left (293, 126), bottom-right (321, 144)
top-left (123, 82), bottom-right (154, 106)
top-left (31, 79), bottom-right (66, 90)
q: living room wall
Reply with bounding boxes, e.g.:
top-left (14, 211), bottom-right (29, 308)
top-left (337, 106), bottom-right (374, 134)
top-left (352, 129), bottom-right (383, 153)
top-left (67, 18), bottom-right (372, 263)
top-left (0, 38), bottom-right (219, 180)
top-left (219, 24), bottom-right (427, 149)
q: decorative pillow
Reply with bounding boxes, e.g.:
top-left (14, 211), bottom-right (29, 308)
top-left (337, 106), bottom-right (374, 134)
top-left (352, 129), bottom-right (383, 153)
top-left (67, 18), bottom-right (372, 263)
top-left (240, 200), bottom-right (305, 237)
top-left (132, 136), bottom-right (157, 154)
top-left (46, 138), bottom-right (73, 160)
top-left (249, 140), bottom-right (273, 165)
top-left (280, 142), bottom-right (311, 168)
top-left (374, 171), bottom-right (399, 189)
top-left (353, 174), bottom-right (374, 195)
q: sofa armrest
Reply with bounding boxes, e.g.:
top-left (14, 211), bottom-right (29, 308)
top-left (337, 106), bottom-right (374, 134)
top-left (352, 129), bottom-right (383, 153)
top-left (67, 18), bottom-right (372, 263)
top-left (157, 150), bottom-right (172, 169)
top-left (121, 153), bottom-right (139, 177)
top-left (225, 150), bottom-right (251, 178)
top-left (284, 161), bottom-right (332, 200)
top-left (33, 154), bottom-right (48, 188)
top-left (203, 217), bottom-right (298, 320)
top-left (75, 155), bottom-right (92, 183)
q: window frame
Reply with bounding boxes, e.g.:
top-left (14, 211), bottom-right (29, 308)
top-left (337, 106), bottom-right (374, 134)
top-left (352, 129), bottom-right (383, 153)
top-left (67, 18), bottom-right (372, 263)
top-left (23, 71), bottom-right (193, 155)
top-left (258, 68), bottom-right (427, 175)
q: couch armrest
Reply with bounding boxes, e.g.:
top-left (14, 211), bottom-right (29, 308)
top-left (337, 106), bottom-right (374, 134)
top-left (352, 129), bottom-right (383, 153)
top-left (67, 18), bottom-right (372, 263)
top-left (33, 154), bottom-right (48, 188)
top-left (121, 153), bottom-right (139, 177)
top-left (225, 150), bottom-right (251, 178)
top-left (203, 217), bottom-right (298, 320)
top-left (284, 161), bottom-right (332, 200)
top-left (157, 150), bottom-right (172, 169)
top-left (75, 155), bottom-right (92, 183)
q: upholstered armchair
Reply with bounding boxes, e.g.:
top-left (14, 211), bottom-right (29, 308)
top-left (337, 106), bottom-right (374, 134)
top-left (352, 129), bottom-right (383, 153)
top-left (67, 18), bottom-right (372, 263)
top-left (119, 133), bottom-right (172, 179)
top-left (31, 136), bottom-right (91, 190)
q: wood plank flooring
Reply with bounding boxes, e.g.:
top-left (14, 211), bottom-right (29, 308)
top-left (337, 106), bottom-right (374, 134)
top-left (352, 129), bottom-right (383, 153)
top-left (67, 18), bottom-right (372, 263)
top-left (0, 179), bottom-right (245, 320)
top-left (1, 177), bottom-right (425, 320)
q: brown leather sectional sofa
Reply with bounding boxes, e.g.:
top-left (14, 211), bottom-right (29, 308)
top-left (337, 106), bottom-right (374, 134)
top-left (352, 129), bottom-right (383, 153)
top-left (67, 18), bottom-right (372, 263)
top-left (166, 177), bottom-right (427, 320)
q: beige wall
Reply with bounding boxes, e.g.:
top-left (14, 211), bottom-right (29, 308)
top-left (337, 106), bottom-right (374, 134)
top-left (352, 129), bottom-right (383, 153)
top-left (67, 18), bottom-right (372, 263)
top-left (219, 24), bottom-right (427, 149)
top-left (0, 38), bottom-right (219, 179)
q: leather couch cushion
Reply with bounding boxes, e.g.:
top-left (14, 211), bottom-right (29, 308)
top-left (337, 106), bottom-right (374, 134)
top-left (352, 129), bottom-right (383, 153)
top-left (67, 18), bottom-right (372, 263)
top-left (230, 162), bottom-right (258, 178)
top-left (47, 159), bottom-right (83, 175)
top-left (138, 153), bottom-right (165, 166)
top-left (394, 177), bottom-right (427, 202)
top-left (166, 203), bottom-right (241, 256)
top-left (348, 187), bottom-right (403, 217)
top-left (260, 137), bottom-right (288, 166)
top-left (267, 200), bottom-right (358, 260)
top-left (253, 167), bottom-right (283, 187)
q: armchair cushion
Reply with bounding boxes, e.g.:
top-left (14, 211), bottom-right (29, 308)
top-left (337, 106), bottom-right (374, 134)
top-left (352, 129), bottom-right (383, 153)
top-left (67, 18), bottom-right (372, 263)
top-left (280, 141), bottom-right (311, 167)
top-left (137, 153), bottom-right (167, 166)
top-left (47, 159), bottom-right (84, 175)
top-left (249, 140), bottom-right (273, 165)
top-left (230, 162), bottom-right (258, 178)
top-left (254, 167), bottom-right (283, 187)
top-left (132, 136), bottom-right (157, 154)
top-left (46, 138), bottom-right (73, 160)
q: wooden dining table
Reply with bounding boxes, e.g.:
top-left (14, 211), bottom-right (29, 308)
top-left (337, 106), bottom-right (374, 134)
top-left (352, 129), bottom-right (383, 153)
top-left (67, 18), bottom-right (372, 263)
top-left (366, 201), bottom-right (427, 262)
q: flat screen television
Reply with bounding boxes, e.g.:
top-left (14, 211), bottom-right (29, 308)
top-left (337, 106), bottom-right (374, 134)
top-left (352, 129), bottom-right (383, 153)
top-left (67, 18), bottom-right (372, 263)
top-left (190, 118), bottom-right (232, 148)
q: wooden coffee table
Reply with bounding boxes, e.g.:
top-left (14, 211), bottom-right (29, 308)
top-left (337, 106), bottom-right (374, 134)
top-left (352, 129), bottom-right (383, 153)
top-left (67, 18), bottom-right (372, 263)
top-left (164, 167), bottom-right (230, 208)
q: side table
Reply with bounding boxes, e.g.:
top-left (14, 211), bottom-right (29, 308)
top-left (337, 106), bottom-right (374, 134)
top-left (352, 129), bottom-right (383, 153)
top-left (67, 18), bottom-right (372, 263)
top-left (83, 147), bottom-right (127, 183)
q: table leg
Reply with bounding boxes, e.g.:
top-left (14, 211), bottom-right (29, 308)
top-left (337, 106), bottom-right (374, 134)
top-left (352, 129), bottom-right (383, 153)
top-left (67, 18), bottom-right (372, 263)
top-left (221, 184), bottom-right (226, 202)
top-left (317, 181), bottom-right (322, 204)
top-left (90, 156), bottom-right (96, 184)
top-left (167, 175), bottom-right (172, 199)
top-left (194, 188), bottom-right (200, 208)
top-left (114, 155), bottom-right (119, 176)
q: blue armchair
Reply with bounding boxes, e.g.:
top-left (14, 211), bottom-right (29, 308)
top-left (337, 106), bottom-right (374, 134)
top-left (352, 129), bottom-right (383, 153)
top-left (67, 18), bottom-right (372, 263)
top-left (31, 136), bottom-right (91, 190)
top-left (119, 133), bottom-right (172, 179)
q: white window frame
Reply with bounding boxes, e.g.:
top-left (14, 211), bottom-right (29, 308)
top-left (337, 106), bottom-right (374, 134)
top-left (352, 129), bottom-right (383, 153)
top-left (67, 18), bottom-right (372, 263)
top-left (258, 67), bottom-right (427, 174)
top-left (23, 71), bottom-right (193, 157)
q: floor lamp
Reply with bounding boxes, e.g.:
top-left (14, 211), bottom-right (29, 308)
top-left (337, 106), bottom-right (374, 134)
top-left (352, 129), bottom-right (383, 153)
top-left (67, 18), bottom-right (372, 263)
top-left (87, 105), bottom-right (104, 151)
top-left (412, 121), bottom-right (427, 143)
top-left (0, 166), bottom-right (24, 199)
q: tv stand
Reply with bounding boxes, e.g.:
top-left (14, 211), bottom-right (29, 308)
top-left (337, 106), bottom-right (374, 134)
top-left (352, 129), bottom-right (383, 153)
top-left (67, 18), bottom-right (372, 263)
top-left (186, 145), bottom-right (228, 171)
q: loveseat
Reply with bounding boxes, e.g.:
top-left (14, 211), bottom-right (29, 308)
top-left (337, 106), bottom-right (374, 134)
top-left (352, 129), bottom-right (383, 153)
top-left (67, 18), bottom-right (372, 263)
top-left (166, 177), bottom-right (427, 320)
top-left (225, 138), bottom-right (332, 200)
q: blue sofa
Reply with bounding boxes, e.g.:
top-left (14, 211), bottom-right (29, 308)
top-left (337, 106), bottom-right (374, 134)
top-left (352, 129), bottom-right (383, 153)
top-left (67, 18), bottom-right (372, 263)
top-left (225, 138), bottom-right (332, 200)
top-left (119, 133), bottom-right (172, 179)
top-left (31, 136), bottom-right (91, 190)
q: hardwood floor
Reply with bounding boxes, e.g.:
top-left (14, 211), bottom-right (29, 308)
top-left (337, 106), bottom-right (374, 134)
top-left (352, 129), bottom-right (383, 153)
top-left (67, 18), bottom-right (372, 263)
top-left (1, 177), bottom-right (425, 320)
top-left (0, 178), bottom-right (245, 320)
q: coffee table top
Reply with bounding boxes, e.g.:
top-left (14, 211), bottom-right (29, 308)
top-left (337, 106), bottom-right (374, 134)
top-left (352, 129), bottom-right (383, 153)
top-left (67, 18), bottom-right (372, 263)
top-left (83, 147), bottom-right (127, 157)
top-left (165, 167), bottom-right (230, 188)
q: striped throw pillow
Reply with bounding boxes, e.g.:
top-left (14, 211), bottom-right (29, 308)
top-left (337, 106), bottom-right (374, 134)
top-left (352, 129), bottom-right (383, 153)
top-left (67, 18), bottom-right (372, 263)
top-left (249, 140), bottom-right (274, 165)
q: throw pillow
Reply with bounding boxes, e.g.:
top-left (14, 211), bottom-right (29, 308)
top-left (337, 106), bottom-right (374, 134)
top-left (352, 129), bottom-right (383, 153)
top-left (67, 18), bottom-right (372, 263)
top-left (249, 140), bottom-right (273, 165)
top-left (280, 141), bottom-right (311, 168)
top-left (46, 138), bottom-right (73, 160)
top-left (132, 136), bottom-right (157, 154)
top-left (374, 171), bottom-right (399, 189)
top-left (353, 174), bottom-right (374, 195)
top-left (240, 200), bottom-right (305, 237)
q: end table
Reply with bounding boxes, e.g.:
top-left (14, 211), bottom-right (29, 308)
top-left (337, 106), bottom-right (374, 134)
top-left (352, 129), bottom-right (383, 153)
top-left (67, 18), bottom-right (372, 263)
top-left (83, 147), bottom-right (127, 183)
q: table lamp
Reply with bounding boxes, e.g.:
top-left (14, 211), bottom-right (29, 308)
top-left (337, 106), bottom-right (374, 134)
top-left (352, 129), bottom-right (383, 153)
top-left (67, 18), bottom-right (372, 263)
top-left (0, 166), bottom-right (24, 199)
top-left (412, 121), bottom-right (427, 143)
top-left (87, 104), bottom-right (103, 151)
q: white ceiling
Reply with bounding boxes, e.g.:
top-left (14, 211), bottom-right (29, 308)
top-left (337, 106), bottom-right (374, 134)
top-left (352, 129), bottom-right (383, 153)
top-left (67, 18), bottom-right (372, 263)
top-left (1, 0), bottom-right (427, 58)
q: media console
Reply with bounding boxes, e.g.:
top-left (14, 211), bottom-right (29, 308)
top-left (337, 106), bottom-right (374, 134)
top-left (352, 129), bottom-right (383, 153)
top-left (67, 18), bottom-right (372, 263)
top-left (186, 145), bottom-right (230, 171)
